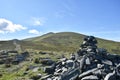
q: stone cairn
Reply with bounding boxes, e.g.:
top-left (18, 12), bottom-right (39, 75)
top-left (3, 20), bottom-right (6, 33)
top-left (41, 36), bottom-right (120, 80)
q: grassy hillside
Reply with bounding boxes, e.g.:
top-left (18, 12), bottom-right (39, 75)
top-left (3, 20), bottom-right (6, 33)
top-left (0, 32), bottom-right (120, 54)
top-left (23, 32), bottom-right (85, 52)
top-left (0, 32), bottom-right (120, 80)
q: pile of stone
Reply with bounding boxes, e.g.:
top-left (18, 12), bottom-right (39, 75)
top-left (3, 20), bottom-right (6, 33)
top-left (41, 36), bottom-right (120, 80)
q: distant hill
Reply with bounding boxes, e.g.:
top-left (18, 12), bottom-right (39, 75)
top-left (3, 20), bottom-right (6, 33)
top-left (0, 32), bottom-right (120, 54)
top-left (23, 32), bottom-right (85, 52)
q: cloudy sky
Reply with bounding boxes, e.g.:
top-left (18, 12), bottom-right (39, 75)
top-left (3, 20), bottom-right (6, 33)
top-left (0, 0), bottom-right (120, 41)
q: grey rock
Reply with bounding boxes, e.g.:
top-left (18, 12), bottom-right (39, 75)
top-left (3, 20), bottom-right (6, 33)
top-left (66, 60), bottom-right (74, 68)
top-left (116, 64), bottom-right (120, 76)
top-left (44, 65), bottom-right (55, 74)
top-left (79, 68), bottom-right (98, 79)
top-left (85, 57), bottom-right (91, 65)
top-left (41, 75), bottom-right (52, 80)
top-left (104, 71), bottom-right (116, 80)
top-left (81, 75), bottom-right (99, 80)
top-left (60, 67), bottom-right (80, 80)
top-left (79, 55), bottom-right (86, 72)
top-left (101, 59), bottom-right (113, 66)
top-left (42, 36), bottom-right (120, 80)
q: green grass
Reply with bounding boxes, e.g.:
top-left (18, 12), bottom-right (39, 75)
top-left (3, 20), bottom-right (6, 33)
top-left (0, 31), bottom-right (120, 79)
top-left (0, 32), bottom-right (120, 54)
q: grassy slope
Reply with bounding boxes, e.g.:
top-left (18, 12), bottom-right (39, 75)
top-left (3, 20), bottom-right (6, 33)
top-left (23, 32), bottom-right (84, 52)
top-left (0, 41), bottom-right (16, 50)
top-left (0, 32), bottom-right (120, 80)
top-left (24, 32), bottom-right (120, 54)
top-left (0, 32), bottom-right (120, 54)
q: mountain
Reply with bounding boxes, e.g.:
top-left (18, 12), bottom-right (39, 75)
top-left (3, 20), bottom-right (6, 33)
top-left (0, 32), bottom-right (120, 54)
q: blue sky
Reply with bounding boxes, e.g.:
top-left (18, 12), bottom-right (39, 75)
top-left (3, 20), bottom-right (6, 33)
top-left (0, 0), bottom-right (120, 41)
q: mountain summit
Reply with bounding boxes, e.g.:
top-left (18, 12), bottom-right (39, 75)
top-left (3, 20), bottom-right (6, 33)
top-left (0, 32), bottom-right (120, 54)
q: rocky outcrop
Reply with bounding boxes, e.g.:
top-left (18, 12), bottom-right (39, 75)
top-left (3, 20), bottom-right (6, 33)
top-left (41, 36), bottom-right (120, 80)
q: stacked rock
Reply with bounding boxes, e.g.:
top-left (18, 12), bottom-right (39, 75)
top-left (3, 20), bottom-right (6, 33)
top-left (41, 36), bottom-right (120, 80)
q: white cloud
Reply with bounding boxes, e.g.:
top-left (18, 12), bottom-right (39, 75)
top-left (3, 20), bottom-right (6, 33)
top-left (28, 29), bottom-right (40, 35)
top-left (31, 17), bottom-right (46, 26)
top-left (0, 18), bottom-right (26, 33)
top-left (0, 30), bottom-right (4, 34)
